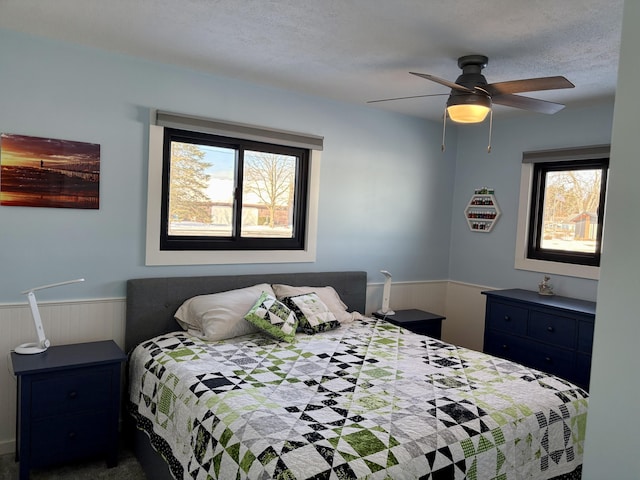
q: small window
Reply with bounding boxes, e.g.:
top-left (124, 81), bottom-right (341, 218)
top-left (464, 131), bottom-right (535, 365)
top-left (526, 153), bottom-right (608, 267)
top-left (515, 145), bottom-right (609, 278)
top-left (160, 128), bottom-right (309, 251)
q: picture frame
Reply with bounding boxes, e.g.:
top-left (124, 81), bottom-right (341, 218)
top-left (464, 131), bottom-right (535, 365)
top-left (0, 133), bottom-right (100, 209)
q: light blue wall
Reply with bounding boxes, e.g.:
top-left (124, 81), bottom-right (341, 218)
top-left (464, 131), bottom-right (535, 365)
top-left (0, 29), bottom-right (455, 302)
top-left (1, 17), bottom-right (633, 475)
top-left (583, 0), bottom-right (640, 477)
top-left (448, 102), bottom-right (614, 301)
top-left (0, 27), bottom-right (616, 306)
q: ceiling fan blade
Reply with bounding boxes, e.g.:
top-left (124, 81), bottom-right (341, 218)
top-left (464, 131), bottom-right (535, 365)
top-left (409, 72), bottom-right (473, 93)
top-left (485, 76), bottom-right (574, 96)
top-left (367, 93), bottom-right (448, 104)
top-left (492, 94), bottom-right (566, 114)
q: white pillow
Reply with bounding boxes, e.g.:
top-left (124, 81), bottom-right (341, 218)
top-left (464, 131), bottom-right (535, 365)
top-left (272, 284), bottom-right (354, 323)
top-left (174, 283), bottom-right (275, 341)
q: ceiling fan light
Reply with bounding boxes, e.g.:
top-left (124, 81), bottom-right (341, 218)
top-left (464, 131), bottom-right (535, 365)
top-left (446, 94), bottom-right (492, 123)
top-left (447, 104), bottom-right (491, 123)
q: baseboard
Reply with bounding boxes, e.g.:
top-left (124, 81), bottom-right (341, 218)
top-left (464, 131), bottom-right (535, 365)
top-left (0, 439), bottom-right (15, 457)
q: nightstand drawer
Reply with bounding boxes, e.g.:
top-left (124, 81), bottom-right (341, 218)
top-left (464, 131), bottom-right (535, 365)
top-left (30, 410), bottom-right (109, 467)
top-left (528, 311), bottom-right (576, 348)
top-left (31, 367), bottom-right (113, 419)
top-left (486, 301), bottom-right (528, 335)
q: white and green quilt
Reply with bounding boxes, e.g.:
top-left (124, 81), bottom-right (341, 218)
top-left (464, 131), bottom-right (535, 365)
top-left (128, 318), bottom-right (588, 480)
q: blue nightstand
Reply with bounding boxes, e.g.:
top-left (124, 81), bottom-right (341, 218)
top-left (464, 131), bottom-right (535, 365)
top-left (11, 340), bottom-right (126, 479)
top-left (372, 309), bottom-right (445, 339)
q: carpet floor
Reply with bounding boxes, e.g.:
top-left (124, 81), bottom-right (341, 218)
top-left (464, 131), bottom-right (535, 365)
top-left (0, 446), bottom-right (147, 480)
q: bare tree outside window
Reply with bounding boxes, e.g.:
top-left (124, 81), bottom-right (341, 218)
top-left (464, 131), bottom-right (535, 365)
top-left (541, 169), bottom-right (602, 253)
top-left (242, 151), bottom-right (296, 238)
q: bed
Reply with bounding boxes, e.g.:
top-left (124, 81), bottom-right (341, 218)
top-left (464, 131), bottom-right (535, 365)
top-left (125, 271), bottom-right (588, 480)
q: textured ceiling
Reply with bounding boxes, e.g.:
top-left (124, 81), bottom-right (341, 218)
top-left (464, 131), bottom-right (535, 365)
top-left (0, 0), bottom-right (624, 120)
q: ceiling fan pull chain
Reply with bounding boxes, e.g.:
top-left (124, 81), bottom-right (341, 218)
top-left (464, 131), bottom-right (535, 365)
top-left (441, 108), bottom-right (448, 152)
top-left (487, 107), bottom-right (493, 153)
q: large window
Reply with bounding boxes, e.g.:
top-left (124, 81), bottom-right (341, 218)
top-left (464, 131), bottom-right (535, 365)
top-left (515, 145), bottom-right (609, 279)
top-left (161, 128), bottom-right (309, 251)
top-left (145, 111), bottom-right (323, 266)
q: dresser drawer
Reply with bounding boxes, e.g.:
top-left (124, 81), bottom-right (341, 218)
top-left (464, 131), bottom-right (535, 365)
top-left (486, 301), bottom-right (528, 335)
top-left (485, 330), bottom-right (575, 380)
top-left (574, 354), bottom-right (592, 389)
top-left (30, 410), bottom-right (109, 467)
top-left (578, 320), bottom-right (595, 353)
top-left (31, 367), bottom-right (112, 419)
top-left (483, 330), bottom-right (530, 365)
top-left (520, 341), bottom-right (575, 381)
top-left (528, 311), bottom-right (577, 348)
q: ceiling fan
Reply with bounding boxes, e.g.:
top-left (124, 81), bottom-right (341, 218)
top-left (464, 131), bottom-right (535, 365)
top-left (369, 55), bottom-right (574, 152)
top-left (369, 54), bottom-right (575, 123)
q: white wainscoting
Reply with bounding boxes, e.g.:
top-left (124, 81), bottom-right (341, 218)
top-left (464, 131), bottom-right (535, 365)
top-left (367, 279), bottom-right (489, 351)
top-left (443, 281), bottom-right (491, 352)
top-left (365, 280), bottom-right (448, 318)
top-left (0, 280), bottom-right (490, 456)
top-left (0, 298), bottom-right (126, 456)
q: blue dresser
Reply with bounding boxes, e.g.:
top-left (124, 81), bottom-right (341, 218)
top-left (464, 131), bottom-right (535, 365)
top-left (482, 289), bottom-right (595, 390)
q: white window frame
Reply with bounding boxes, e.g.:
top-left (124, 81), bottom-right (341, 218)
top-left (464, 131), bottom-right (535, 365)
top-left (514, 145), bottom-right (609, 280)
top-left (145, 117), bottom-right (321, 266)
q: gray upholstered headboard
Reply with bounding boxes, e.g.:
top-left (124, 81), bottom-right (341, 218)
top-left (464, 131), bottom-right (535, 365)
top-left (125, 271), bottom-right (367, 353)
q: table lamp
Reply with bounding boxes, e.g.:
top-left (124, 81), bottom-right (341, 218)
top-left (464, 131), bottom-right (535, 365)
top-left (377, 270), bottom-right (395, 316)
top-left (14, 278), bottom-right (85, 355)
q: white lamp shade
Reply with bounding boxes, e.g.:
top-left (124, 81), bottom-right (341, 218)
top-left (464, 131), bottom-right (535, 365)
top-left (447, 104), bottom-right (491, 123)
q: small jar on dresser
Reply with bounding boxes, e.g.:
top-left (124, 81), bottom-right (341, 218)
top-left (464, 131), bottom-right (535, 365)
top-left (482, 289), bottom-right (595, 390)
top-left (10, 340), bottom-right (127, 480)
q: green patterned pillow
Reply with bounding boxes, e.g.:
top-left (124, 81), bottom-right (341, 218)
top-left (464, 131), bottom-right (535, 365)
top-left (284, 292), bottom-right (340, 334)
top-left (244, 291), bottom-right (298, 343)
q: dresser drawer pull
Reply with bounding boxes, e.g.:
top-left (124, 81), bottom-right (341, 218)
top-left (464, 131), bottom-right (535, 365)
top-left (546, 326), bottom-right (555, 333)
top-left (68, 391), bottom-right (78, 399)
top-left (503, 315), bottom-right (511, 322)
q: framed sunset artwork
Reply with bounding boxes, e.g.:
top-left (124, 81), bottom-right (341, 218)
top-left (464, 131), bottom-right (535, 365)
top-left (0, 133), bottom-right (100, 209)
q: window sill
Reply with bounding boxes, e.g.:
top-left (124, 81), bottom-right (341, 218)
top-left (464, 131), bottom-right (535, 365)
top-left (514, 256), bottom-right (599, 280)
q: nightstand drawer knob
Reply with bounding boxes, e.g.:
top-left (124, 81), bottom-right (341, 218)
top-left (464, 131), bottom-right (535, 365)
top-left (545, 357), bottom-right (552, 363)
top-left (503, 315), bottom-right (511, 321)
top-left (501, 344), bottom-right (509, 350)
top-left (68, 391), bottom-right (78, 399)
top-left (547, 326), bottom-right (555, 332)
top-left (68, 431), bottom-right (77, 439)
